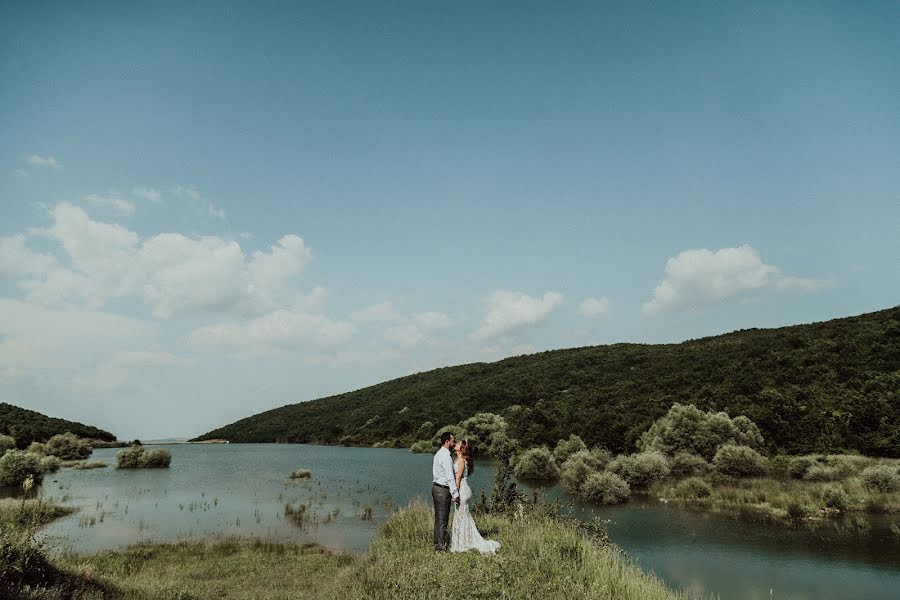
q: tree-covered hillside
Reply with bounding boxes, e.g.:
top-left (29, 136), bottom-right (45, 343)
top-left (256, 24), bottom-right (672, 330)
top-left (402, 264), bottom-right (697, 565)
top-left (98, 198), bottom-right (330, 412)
top-left (0, 403), bottom-right (116, 448)
top-left (194, 307), bottom-right (900, 456)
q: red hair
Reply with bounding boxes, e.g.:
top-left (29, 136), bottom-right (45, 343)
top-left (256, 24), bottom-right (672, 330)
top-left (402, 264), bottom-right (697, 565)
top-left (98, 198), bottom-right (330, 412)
top-left (458, 439), bottom-right (475, 475)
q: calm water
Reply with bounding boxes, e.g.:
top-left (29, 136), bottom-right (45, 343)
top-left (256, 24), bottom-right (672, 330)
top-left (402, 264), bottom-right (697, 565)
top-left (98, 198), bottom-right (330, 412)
top-left (34, 444), bottom-right (900, 600)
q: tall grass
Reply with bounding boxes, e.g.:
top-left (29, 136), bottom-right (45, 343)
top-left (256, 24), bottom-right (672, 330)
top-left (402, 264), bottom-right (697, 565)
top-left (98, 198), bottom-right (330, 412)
top-left (325, 500), bottom-right (686, 600)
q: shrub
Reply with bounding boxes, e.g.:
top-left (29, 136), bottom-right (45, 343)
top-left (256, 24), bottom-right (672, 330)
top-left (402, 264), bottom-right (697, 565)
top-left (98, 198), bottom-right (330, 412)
top-left (116, 446), bottom-right (171, 469)
top-left (553, 434), bottom-right (587, 464)
top-left (673, 477), bottom-right (713, 499)
top-left (823, 487), bottom-right (849, 511)
top-left (803, 465), bottom-right (841, 482)
top-left (0, 434), bottom-right (15, 453)
top-left (513, 447), bottom-right (560, 482)
top-left (637, 402), bottom-right (765, 460)
top-left (787, 502), bottom-right (814, 520)
top-left (409, 440), bottom-right (435, 454)
top-left (712, 444), bottom-right (769, 478)
top-left (589, 446), bottom-right (613, 470)
top-left (860, 465), bottom-right (900, 493)
top-left (70, 460), bottom-right (107, 470)
top-left (458, 413), bottom-right (510, 456)
top-left (607, 451), bottom-right (670, 488)
top-left (26, 442), bottom-right (47, 456)
top-left (289, 469), bottom-right (311, 479)
top-left (560, 450), bottom-right (601, 494)
top-left (580, 472), bottom-right (630, 504)
top-left (38, 456), bottom-right (62, 473)
top-left (788, 456), bottom-right (816, 479)
top-left (0, 450), bottom-right (44, 486)
top-left (45, 432), bottom-right (92, 460)
top-left (669, 452), bottom-right (711, 477)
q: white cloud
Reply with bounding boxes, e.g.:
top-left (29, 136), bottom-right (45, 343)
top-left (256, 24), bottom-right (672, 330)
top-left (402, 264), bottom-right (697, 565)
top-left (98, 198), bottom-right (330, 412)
top-left (187, 309), bottom-right (355, 357)
top-left (0, 234), bottom-right (58, 277)
top-left (173, 185), bottom-right (201, 200)
top-left (412, 311), bottom-right (453, 332)
top-left (21, 203), bottom-right (313, 317)
top-left (578, 296), bottom-right (610, 319)
top-left (293, 286), bottom-right (327, 312)
top-left (0, 299), bottom-right (156, 371)
top-left (208, 203), bottom-right (226, 220)
top-left (110, 350), bottom-right (190, 367)
top-left (471, 290), bottom-right (563, 340)
top-left (26, 154), bottom-right (59, 168)
top-left (14, 168), bottom-right (28, 177)
top-left (643, 245), bottom-right (831, 316)
top-left (383, 324), bottom-right (425, 348)
top-left (350, 301), bottom-right (402, 323)
top-left (132, 187), bottom-right (162, 203)
top-left (85, 193), bottom-right (136, 216)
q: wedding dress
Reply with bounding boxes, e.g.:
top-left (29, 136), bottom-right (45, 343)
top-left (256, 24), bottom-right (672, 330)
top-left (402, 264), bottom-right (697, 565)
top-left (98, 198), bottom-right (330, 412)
top-left (450, 465), bottom-right (501, 554)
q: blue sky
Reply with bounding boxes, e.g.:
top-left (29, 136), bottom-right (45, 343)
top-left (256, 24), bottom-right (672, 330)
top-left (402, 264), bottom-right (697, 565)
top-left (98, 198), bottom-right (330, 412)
top-left (1, 1), bottom-right (898, 439)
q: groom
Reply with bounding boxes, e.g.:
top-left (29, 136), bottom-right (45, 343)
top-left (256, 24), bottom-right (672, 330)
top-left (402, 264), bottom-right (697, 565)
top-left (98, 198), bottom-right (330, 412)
top-left (432, 431), bottom-right (460, 552)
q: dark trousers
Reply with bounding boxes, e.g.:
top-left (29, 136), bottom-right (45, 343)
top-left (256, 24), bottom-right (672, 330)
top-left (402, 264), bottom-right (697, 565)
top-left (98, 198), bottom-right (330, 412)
top-left (432, 482), bottom-right (451, 551)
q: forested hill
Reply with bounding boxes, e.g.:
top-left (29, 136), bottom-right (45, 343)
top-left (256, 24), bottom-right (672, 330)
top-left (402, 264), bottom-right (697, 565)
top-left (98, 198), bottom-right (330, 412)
top-left (194, 306), bottom-right (900, 457)
top-left (0, 403), bottom-right (116, 447)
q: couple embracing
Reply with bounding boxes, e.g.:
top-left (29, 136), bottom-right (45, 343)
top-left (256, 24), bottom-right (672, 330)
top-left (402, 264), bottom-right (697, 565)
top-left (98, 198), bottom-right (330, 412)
top-left (431, 431), bottom-right (501, 554)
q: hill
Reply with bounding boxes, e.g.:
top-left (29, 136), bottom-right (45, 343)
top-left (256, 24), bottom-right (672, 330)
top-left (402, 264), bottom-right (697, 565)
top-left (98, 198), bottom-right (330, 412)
top-left (0, 403), bottom-right (117, 448)
top-left (194, 306), bottom-right (900, 456)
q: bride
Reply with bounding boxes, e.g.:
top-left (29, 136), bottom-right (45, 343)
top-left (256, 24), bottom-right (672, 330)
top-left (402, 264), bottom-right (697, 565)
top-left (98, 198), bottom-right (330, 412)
top-left (450, 439), bottom-right (501, 555)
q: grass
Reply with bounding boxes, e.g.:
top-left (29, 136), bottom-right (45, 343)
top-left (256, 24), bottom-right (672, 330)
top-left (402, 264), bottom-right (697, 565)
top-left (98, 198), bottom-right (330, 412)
top-left (5, 500), bottom-right (686, 600)
top-left (653, 469), bottom-right (900, 523)
top-left (323, 500), bottom-right (685, 600)
top-left (0, 497), bottom-right (76, 528)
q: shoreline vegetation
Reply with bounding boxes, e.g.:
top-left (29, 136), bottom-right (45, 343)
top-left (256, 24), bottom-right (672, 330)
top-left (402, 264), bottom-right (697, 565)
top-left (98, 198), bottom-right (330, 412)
top-left (3, 497), bottom-right (685, 600)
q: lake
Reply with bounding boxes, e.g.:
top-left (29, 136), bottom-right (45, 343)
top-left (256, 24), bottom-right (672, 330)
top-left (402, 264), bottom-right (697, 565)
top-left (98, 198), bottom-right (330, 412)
top-left (35, 444), bottom-right (900, 600)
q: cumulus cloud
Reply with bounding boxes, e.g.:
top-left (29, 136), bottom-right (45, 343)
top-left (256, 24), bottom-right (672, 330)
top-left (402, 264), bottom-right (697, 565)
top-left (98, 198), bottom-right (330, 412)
top-left (0, 234), bottom-right (58, 277)
top-left (21, 203), bottom-right (312, 317)
top-left (578, 296), bottom-right (610, 319)
top-left (350, 302), bottom-right (402, 323)
top-left (470, 290), bottom-right (563, 340)
top-left (643, 245), bottom-right (831, 316)
top-left (85, 193), bottom-right (136, 216)
top-left (26, 154), bottom-right (59, 168)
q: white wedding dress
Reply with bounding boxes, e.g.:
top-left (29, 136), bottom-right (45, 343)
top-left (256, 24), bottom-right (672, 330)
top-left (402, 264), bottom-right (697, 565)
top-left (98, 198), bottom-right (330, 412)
top-left (450, 464), bottom-right (501, 555)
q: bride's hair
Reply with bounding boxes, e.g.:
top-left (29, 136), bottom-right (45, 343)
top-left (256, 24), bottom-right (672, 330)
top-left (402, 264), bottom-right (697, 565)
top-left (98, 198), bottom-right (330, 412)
top-left (458, 439), bottom-right (475, 475)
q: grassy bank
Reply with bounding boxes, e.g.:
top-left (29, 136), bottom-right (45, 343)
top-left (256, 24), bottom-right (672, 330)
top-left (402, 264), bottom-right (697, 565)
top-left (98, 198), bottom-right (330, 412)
top-left (6, 501), bottom-right (685, 600)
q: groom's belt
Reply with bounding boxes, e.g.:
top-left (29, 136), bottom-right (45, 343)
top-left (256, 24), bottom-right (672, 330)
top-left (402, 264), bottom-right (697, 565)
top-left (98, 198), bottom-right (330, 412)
top-left (432, 482), bottom-right (450, 489)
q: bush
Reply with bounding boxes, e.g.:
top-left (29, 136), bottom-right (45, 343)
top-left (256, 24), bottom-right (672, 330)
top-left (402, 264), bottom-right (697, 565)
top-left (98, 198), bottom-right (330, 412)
top-left (669, 452), bottom-right (711, 477)
top-left (673, 477), bottom-right (712, 499)
top-left (116, 446), bottom-right (171, 469)
top-left (788, 456), bottom-right (816, 479)
top-left (589, 446), bottom-right (613, 470)
top-left (289, 468), bottom-right (312, 479)
top-left (38, 456), bottom-right (62, 473)
top-left (580, 472), bottom-right (630, 504)
top-left (70, 460), bottom-right (107, 470)
top-left (803, 465), bottom-right (841, 482)
top-left (823, 487), bottom-right (849, 511)
top-left (409, 440), bottom-right (435, 454)
top-left (860, 465), bottom-right (900, 492)
top-left (513, 447), bottom-right (560, 482)
top-left (45, 432), bottom-right (92, 460)
top-left (26, 442), bottom-right (47, 456)
top-left (637, 403), bottom-right (765, 460)
top-left (560, 450), bottom-right (602, 494)
top-left (553, 434), bottom-right (587, 464)
top-left (0, 450), bottom-right (44, 486)
top-left (787, 502), bottom-right (814, 520)
top-left (607, 451), bottom-right (670, 488)
top-left (0, 434), bottom-right (15, 453)
top-left (712, 444), bottom-right (769, 478)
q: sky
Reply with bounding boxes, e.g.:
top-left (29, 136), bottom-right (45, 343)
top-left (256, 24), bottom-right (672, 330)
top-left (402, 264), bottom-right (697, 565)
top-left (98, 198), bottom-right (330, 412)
top-left (1, 1), bottom-right (898, 440)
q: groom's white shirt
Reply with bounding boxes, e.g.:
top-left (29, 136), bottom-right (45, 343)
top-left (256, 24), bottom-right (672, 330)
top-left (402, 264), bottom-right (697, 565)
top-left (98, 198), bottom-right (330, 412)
top-left (432, 446), bottom-right (459, 499)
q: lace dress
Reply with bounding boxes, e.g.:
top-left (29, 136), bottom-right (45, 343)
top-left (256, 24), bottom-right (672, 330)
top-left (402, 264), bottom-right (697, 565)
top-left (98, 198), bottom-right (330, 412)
top-left (450, 464), bottom-right (501, 555)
